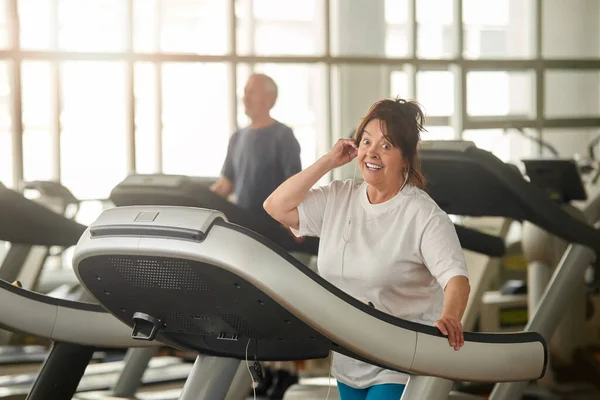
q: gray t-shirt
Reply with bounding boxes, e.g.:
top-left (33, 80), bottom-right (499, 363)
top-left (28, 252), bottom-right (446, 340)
top-left (221, 120), bottom-right (301, 218)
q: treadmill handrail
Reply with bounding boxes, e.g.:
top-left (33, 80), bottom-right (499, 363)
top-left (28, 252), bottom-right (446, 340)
top-left (421, 146), bottom-right (600, 254)
top-left (0, 185), bottom-right (86, 246)
top-left (0, 280), bottom-right (159, 348)
top-left (453, 224), bottom-right (505, 257)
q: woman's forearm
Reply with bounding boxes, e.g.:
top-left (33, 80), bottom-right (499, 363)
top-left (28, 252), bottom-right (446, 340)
top-left (441, 275), bottom-right (470, 321)
top-left (264, 155), bottom-right (334, 218)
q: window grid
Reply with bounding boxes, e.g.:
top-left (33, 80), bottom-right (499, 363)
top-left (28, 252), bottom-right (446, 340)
top-left (5, 0), bottom-right (597, 194)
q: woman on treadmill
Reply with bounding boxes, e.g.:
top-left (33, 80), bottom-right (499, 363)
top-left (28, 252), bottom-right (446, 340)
top-left (264, 98), bottom-right (471, 399)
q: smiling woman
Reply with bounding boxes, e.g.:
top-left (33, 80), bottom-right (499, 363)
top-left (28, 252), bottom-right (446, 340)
top-left (263, 97), bottom-right (470, 398)
top-left (352, 99), bottom-right (427, 205)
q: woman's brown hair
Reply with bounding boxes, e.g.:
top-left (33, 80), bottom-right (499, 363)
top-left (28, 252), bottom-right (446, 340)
top-left (353, 97), bottom-right (427, 189)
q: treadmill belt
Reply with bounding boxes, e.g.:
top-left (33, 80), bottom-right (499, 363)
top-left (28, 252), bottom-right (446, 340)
top-left (0, 346), bottom-right (48, 365)
top-left (0, 356), bottom-right (184, 388)
top-left (0, 364), bottom-right (192, 399)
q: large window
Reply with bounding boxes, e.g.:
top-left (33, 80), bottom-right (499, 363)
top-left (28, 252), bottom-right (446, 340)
top-left (160, 0), bottom-right (230, 54)
top-left (463, 129), bottom-right (537, 165)
top-left (4, 0), bottom-right (600, 197)
top-left (57, 0), bottom-right (127, 52)
top-left (60, 61), bottom-right (128, 199)
top-left (236, 0), bottom-right (325, 56)
top-left (542, 0), bottom-right (600, 59)
top-left (18, 0), bottom-right (52, 50)
top-left (417, 0), bottom-right (454, 59)
top-left (0, 61), bottom-right (9, 187)
top-left (463, 0), bottom-right (535, 59)
top-left (385, 0), bottom-right (409, 57)
top-left (161, 62), bottom-right (231, 177)
top-left (417, 71), bottom-right (454, 116)
top-left (134, 62), bottom-right (160, 174)
top-left (545, 71), bottom-right (600, 118)
top-left (467, 70), bottom-right (535, 118)
top-left (134, 0), bottom-right (230, 54)
top-left (0, 0), bottom-right (10, 50)
top-left (22, 61), bottom-right (55, 182)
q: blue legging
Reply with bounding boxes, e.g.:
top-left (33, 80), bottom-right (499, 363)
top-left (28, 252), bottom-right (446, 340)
top-left (337, 381), bottom-right (406, 400)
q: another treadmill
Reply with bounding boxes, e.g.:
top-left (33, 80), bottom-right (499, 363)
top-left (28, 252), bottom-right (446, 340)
top-left (110, 174), bottom-right (320, 257)
top-left (0, 184), bottom-right (192, 399)
top-left (0, 182), bottom-right (87, 369)
top-left (402, 141), bottom-right (600, 399)
top-left (71, 205), bottom-right (548, 400)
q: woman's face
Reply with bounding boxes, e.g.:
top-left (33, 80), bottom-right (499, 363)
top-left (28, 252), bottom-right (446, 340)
top-left (357, 119), bottom-right (407, 189)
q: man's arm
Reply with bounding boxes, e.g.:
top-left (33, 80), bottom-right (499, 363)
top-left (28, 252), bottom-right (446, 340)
top-left (211, 133), bottom-right (237, 198)
top-left (210, 176), bottom-right (234, 197)
top-left (279, 128), bottom-right (302, 180)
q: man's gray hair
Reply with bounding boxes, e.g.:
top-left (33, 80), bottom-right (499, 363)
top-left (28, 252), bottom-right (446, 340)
top-left (252, 73), bottom-right (278, 100)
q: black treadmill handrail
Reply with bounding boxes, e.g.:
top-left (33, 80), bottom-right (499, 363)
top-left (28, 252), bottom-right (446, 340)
top-left (0, 185), bottom-right (87, 247)
top-left (453, 224), bottom-right (505, 257)
top-left (23, 180), bottom-right (80, 206)
top-left (0, 279), bottom-right (104, 312)
top-left (421, 146), bottom-right (600, 254)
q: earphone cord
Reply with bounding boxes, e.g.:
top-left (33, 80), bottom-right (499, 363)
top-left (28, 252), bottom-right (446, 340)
top-left (344, 160), bottom-right (358, 240)
top-left (341, 161), bottom-right (359, 279)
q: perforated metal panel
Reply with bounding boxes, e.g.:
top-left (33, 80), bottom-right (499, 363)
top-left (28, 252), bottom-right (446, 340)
top-left (161, 310), bottom-right (210, 335)
top-left (219, 314), bottom-right (266, 339)
top-left (109, 256), bottom-right (209, 291)
top-left (79, 254), bottom-right (331, 361)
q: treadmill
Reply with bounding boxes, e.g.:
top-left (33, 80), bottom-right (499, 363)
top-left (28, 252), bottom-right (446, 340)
top-left (0, 184), bottom-right (193, 399)
top-left (22, 180), bottom-right (84, 295)
top-left (0, 269), bottom-right (163, 400)
top-left (0, 182), bottom-right (87, 369)
top-left (110, 174), bottom-right (320, 257)
top-left (520, 158), bottom-right (600, 390)
top-left (65, 141), bottom-right (600, 399)
top-left (399, 141), bottom-right (600, 399)
top-left (69, 204), bottom-right (548, 400)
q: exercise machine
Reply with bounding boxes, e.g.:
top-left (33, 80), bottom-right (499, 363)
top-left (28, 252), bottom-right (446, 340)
top-left (110, 172), bottom-right (509, 400)
top-left (412, 141), bottom-right (600, 399)
top-left (108, 173), bottom-right (507, 399)
top-left (70, 204), bottom-right (548, 400)
top-left (107, 173), bottom-right (324, 399)
top-left (0, 182), bottom-right (87, 370)
top-left (0, 185), bottom-right (193, 399)
top-left (110, 174), bottom-right (320, 259)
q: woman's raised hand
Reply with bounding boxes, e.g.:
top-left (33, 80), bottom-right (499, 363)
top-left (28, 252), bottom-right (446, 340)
top-left (327, 138), bottom-right (358, 169)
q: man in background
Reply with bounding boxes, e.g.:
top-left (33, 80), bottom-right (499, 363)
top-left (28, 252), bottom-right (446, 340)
top-left (211, 72), bottom-right (302, 399)
top-left (211, 73), bottom-right (301, 221)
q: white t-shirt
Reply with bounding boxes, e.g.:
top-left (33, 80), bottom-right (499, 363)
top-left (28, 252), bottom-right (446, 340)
top-left (292, 179), bottom-right (468, 388)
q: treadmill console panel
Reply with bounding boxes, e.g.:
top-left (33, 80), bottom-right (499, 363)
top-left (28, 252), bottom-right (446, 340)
top-left (119, 174), bottom-right (187, 188)
top-left (522, 159), bottom-right (587, 203)
top-left (89, 206), bottom-right (227, 242)
top-left (420, 140), bottom-right (476, 151)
